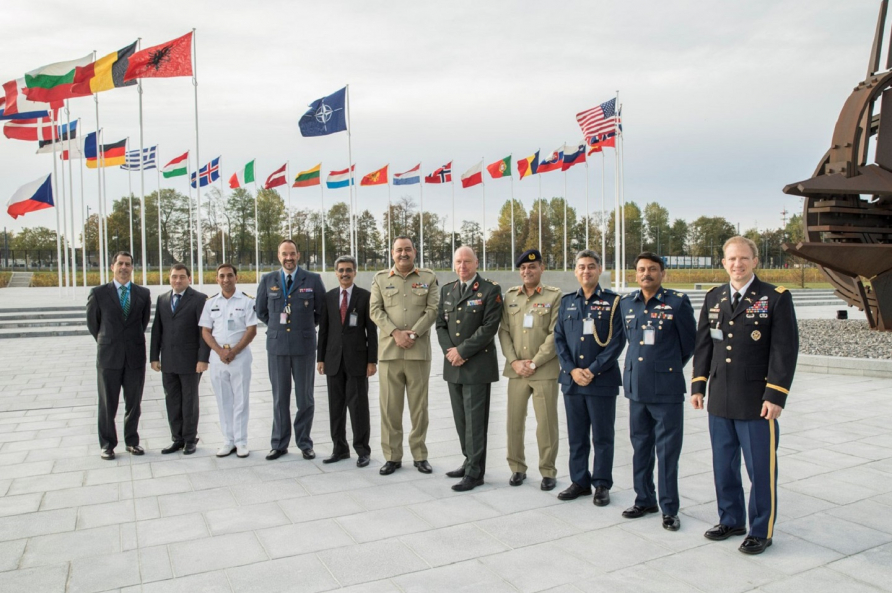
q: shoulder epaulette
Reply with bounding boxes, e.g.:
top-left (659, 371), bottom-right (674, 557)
top-left (485, 278), bottom-right (499, 286)
top-left (242, 292), bottom-right (254, 299)
top-left (544, 285), bottom-right (561, 292)
top-left (445, 279), bottom-right (459, 286)
top-left (207, 293), bottom-right (219, 300)
top-left (563, 292), bottom-right (576, 299)
top-left (673, 291), bottom-right (685, 297)
top-left (707, 285), bottom-right (720, 293)
top-left (374, 269), bottom-right (389, 276)
top-left (508, 285), bottom-right (521, 292)
top-left (775, 286), bottom-right (787, 294)
top-left (621, 293), bottom-right (633, 300)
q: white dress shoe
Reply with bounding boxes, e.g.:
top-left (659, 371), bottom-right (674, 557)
top-left (237, 445), bottom-right (249, 458)
top-left (216, 444), bottom-right (236, 457)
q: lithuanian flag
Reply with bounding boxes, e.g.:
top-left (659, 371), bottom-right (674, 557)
top-left (293, 163), bottom-right (321, 188)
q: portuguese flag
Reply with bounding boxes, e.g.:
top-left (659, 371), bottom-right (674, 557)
top-left (293, 163), bottom-right (321, 188)
top-left (230, 159), bottom-right (255, 189)
top-left (487, 155), bottom-right (512, 179)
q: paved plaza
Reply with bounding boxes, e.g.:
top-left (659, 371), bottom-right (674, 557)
top-left (0, 287), bottom-right (891, 592)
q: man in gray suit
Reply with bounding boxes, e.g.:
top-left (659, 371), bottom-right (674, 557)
top-left (256, 239), bottom-right (326, 460)
top-left (150, 263), bottom-right (210, 455)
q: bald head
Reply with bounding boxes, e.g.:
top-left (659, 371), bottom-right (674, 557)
top-left (453, 246), bottom-right (479, 282)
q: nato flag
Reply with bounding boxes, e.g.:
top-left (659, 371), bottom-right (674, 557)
top-left (299, 87), bottom-right (347, 137)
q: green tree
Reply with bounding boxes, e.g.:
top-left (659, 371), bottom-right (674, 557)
top-left (688, 216), bottom-right (735, 263)
top-left (642, 202), bottom-right (670, 253)
top-left (523, 199), bottom-right (555, 265)
top-left (489, 199), bottom-right (527, 267)
top-left (356, 209), bottom-right (382, 267)
top-left (327, 202), bottom-right (351, 259)
top-left (256, 189), bottom-right (285, 261)
top-left (666, 219), bottom-right (689, 256)
top-left (227, 188), bottom-right (256, 263)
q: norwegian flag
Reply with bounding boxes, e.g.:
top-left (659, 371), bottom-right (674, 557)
top-left (576, 98), bottom-right (621, 144)
top-left (424, 161), bottom-right (452, 184)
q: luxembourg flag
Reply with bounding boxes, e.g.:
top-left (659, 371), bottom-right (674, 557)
top-left (393, 163), bottom-right (421, 186)
top-left (7, 174), bottom-right (53, 219)
top-left (460, 161), bottom-right (483, 188)
top-left (326, 165), bottom-right (355, 189)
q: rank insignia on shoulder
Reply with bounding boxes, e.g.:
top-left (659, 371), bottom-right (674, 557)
top-left (707, 286), bottom-right (719, 292)
top-left (775, 286), bottom-right (788, 293)
top-left (242, 292), bottom-right (254, 299)
top-left (207, 293), bottom-right (218, 300)
top-left (487, 279), bottom-right (499, 286)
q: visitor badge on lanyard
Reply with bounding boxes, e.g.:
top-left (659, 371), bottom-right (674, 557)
top-left (583, 318), bottom-right (594, 335)
top-left (643, 324), bottom-right (655, 345)
top-left (349, 312), bottom-right (358, 327)
top-left (280, 312), bottom-right (288, 324)
top-left (228, 315), bottom-right (236, 331)
top-left (523, 313), bottom-right (534, 328)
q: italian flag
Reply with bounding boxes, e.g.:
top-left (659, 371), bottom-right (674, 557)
top-left (293, 163), bottom-right (321, 188)
top-left (486, 155), bottom-right (511, 179)
top-left (162, 152), bottom-right (188, 178)
top-left (230, 159), bottom-right (255, 189)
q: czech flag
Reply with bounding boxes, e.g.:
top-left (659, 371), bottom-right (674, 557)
top-left (7, 174), bottom-right (53, 219)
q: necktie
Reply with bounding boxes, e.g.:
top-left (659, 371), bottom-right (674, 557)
top-left (340, 289), bottom-right (349, 324)
top-left (286, 274), bottom-right (293, 293)
top-left (732, 291), bottom-right (741, 312)
top-left (461, 282), bottom-right (467, 295)
top-left (120, 285), bottom-right (130, 318)
top-left (172, 293), bottom-right (181, 312)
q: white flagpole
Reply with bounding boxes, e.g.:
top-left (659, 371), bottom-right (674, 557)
top-left (51, 113), bottom-right (62, 295)
top-left (386, 172), bottom-right (391, 259)
top-left (613, 92), bottom-right (620, 291)
top-left (320, 171), bottom-right (326, 272)
top-left (601, 150), bottom-right (606, 271)
top-left (619, 111), bottom-right (626, 290)
top-left (287, 161), bottom-right (292, 239)
top-left (585, 151), bottom-right (590, 250)
top-left (451, 163), bottom-right (455, 256)
top-left (481, 158), bottom-right (486, 271)
top-left (537, 168), bottom-right (542, 254)
top-left (509, 155), bottom-right (515, 268)
top-left (220, 157), bottom-right (226, 263)
top-left (187, 153), bottom-right (195, 276)
top-left (137, 41), bottom-right (148, 286)
top-left (91, 53), bottom-right (106, 284)
top-left (563, 164), bottom-right (568, 272)
top-left (56, 111), bottom-right (70, 290)
top-left (345, 84), bottom-right (356, 256)
top-left (64, 105), bottom-right (77, 293)
top-left (100, 129), bottom-right (111, 276)
top-left (76, 118), bottom-right (87, 289)
top-left (192, 29), bottom-right (204, 287)
top-left (254, 172), bottom-right (260, 277)
top-left (156, 145), bottom-right (162, 285)
top-left (419, 161), bottom-right (424, 268)
top-left (126, 139), bottom-right (134, 264)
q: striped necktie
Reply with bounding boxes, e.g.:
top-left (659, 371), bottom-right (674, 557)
top-left (172, 293), bottom-right (181, 312)
top-left (120, 285), bottom-right (130, 318)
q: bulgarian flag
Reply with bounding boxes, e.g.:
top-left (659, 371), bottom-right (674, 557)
top-left (487, 155), bottom-right (511, 179)
top-left (162, 151), bottom-right (188, 178)
top-left (460, 161), bottom-right (483, 188)
top-left (230, 159), bottom-right (255, 189)
top-left (23, 53), bottom-right (94, 102)
top-left (293, 163), bottom-right (321, 188)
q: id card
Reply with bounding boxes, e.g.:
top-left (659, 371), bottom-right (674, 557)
top-left (710, 328), bottom-right (724, 341)
top-left (280, 312), bottom-right (288, 324)
top-left (228, 318), bottom-right (237, 331)
top-left (523, 313), bottom-right (534, 328)
top-left (583, 318), bottom-right (594, 335)
top-left (349, 312), bottom-right (358, 327)
top-left (643, 325), bottom-right (655, 345)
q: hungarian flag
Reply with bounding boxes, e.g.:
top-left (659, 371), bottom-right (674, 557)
top-left (3, 114), bottom-right (56, 141)
top-left (230, 159), bottom-right (255, 188)
top-left (293, 163), bottom-right (321, 188)
top-left (7, 174), bottom-right (53, 219)
top-left (538, 149), bottom-right (563, 174)
top-left (124, 32), bottom-right (193, 82)
top-left (361, 165), bottom-right (388, 186)
top-left (23, 53), bottom-right (94, 102)
top-left (264, 163), bottom-right (287, 189)
top-left (70, 42), bottom-right (138, 96)
top-left (424, 162), bottom-right (452, 184)
top-left (84, 133), bottom-right (127, 168)
top-left (517, 151), bottom-right (539, 180)
top-left (486, 156), bottom-right (511, 180)
top-left (162, 151), bottom-right (188, 178)
top-left (460, 161), bottom-right (483, 188)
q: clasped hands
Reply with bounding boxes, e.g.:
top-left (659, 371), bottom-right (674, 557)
top-left (391, 329), bottom-right (417, 349)
top-left (446, 347), bottom-right (465, 367)
top-left (570, 367), bottom-right (595, 386)
top-left (511, 360), bottom-right (537, 378)
top-left (216, 346), bottom-right (239, 364)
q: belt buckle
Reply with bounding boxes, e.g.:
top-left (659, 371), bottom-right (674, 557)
top-left (223, 344), bottom-right (231, 349)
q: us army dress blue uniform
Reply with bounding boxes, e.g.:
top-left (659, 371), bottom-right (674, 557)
top-left (622, 287), bottom-right (696, 517)
top-left (691, 276), bottom-right (798, 542)
top-left (255, 266), bottom-right (326, 453)
top-left (554, 285), bottom-right (625, 491)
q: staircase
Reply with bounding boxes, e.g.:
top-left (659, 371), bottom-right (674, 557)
top-left (6, 272), bottom-right (32, 288)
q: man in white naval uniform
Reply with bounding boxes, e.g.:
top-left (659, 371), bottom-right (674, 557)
top-left (200, 264), bottom-right (258, 458)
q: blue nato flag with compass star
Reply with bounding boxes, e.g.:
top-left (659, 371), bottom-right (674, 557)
top-left (299, 87), bottom-right (347, 137)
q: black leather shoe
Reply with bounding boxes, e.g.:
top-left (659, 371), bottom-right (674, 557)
top-left (414, 460), bottom-right (432, 474)
top-left (739, 536), bottom-right (772, 554)
top-left (593, 486), bottom-right (610, 506)
top-left (302, 448), bottom-right (316, 460)
top-left (323, 453), bottom-right (350, 464)
top-left (622, 505), bottom-right (659, 519)
top-left (126, 445), bottom-right (145, 456)
top-left (266, 449), bottom-right (288, 460)
top-left (356, 455), bottom-right (370, 468)
top-left (509, 472), bottom-right (526, 486)
top-left (452, 475), bottom-right (484, 492)
top-left (704, 524), bottom-right (747, 541)
top-left (540, 477), bottom-right (556, 491)
top-left (557, 483), bottom-right (592, 501)
top-left (445, 466), bottom-right (465, 478)
top-left (183, 442), bottom-right (197, 455)
top-left (161, 442), bottom-right (184, 455)
top-left (101, 449), bottom-right (115, 460)
top-left (379, 461), bottom-right (402, 475)
top-left (662, 515), bottom-right (681, 531)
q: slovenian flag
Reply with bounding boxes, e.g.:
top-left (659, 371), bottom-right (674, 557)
top-left (394, 163), bottom-right (421, 186)
top-left (326, 165), bottom-right (355, 189)
top-left (561, 142), bottom-right (586, 171)
top-left (7, 174), bottom-right (53, 219)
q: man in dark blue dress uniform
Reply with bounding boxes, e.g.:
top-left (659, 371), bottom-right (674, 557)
top-left (554, 250), bottom-right (624, 506)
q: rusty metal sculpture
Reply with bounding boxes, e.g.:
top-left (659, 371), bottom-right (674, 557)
top-left (783, 0), bottom-right (892, 330)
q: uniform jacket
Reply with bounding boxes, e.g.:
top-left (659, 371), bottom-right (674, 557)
top-left (498, 284), bottom-right (562, 380)
top-left (435, 275), bottom-right (502, 384)
top-left (691, 275), bottom-right (798, 420)
top-left (150, 286), bottom-right (210, 374)
top-left (369, 266), bottom-right (439, 361)
top-left (554, 285), bottom-right (625, 396)
top-left (317, 285), bottom-right (378, 377)
top-left (86, 282), bottom-right (152, 369)
top-left (621, 286), bottom-right (696, 403)
top-left (255, 267), bottom-right (325, 356)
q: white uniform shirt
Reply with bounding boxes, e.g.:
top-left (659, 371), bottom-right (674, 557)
top-left (199, 291), bottom-right (258, 348)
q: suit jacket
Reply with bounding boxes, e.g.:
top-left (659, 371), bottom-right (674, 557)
top-left (691, 275), bottom-right (799, 420)
top-left (435, 276), bottom-right (502, 385)
top-left (255, 267), bottom-right (326, 356)
top-left (317, 286), bottom-right (378, 376)
top-left (149, 286), bottom-right (211, 374)
top-left (86, 282), bottom-right (152, 369)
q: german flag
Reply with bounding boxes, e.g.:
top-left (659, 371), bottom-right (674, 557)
top-left (85, 135), bottom-right (127, 169)
top-left (70, 42), bottom-right (137, 96)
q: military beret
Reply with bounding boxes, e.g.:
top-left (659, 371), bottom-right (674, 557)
top-left (516, 249), bottom-right (542, 268)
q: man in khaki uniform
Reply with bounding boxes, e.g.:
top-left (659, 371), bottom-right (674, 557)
top-left (370, 235), bottom-right (440, 475)
top-left (498, 249), bottom-right (563, 491)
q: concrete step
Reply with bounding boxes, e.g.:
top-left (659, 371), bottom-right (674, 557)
top-left (6, 272), bottom-right (32, 288)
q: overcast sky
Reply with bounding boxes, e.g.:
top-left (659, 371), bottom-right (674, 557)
top-left (0, 0), bottom-right (883, 242)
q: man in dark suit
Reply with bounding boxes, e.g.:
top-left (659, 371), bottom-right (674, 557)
top-left (86, 251), bottom-right (152, 460)
top-left (316, 255), bottom-right (377, 468)
top-left (150, 263), bottom-right (210, 455)
top-left (692, 236), bottom-right (798, 555)
top-left (256, 239), bottom-right (326, 461)
top-left (435, 246), bottom-right (502, 492)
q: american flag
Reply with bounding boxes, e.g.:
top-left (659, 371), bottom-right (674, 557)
top-left (424, 161), bottom-right (452, 184)
top-left (576, 98), bottom-right (621, 143)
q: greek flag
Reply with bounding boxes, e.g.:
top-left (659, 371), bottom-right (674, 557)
top-left (120, 146), bottom-right (157, 171)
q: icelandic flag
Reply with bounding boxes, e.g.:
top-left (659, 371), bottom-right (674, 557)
top-left (326, 165), bottom-right (355, 189)
top-left (7, 174), bottom-right (53, 219)
top-left (393, 163), bottom-right (421, 186)
top-left (299, 87), bottom-right (347, 137)
top-left (120, 146), bottom-right (157, 171)
top-left (561, 142), bottom-right (586, 171)
top-left (191, 157), bottom-right (221, 188)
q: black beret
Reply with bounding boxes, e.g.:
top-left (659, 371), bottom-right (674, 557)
top-left (516, 249), bottom-right (542, 268)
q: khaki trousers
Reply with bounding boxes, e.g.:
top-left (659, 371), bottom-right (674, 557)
top-left (379, 359), bottom-right (430, 462)
top-left (506, 377), bottom-right (559, 478)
